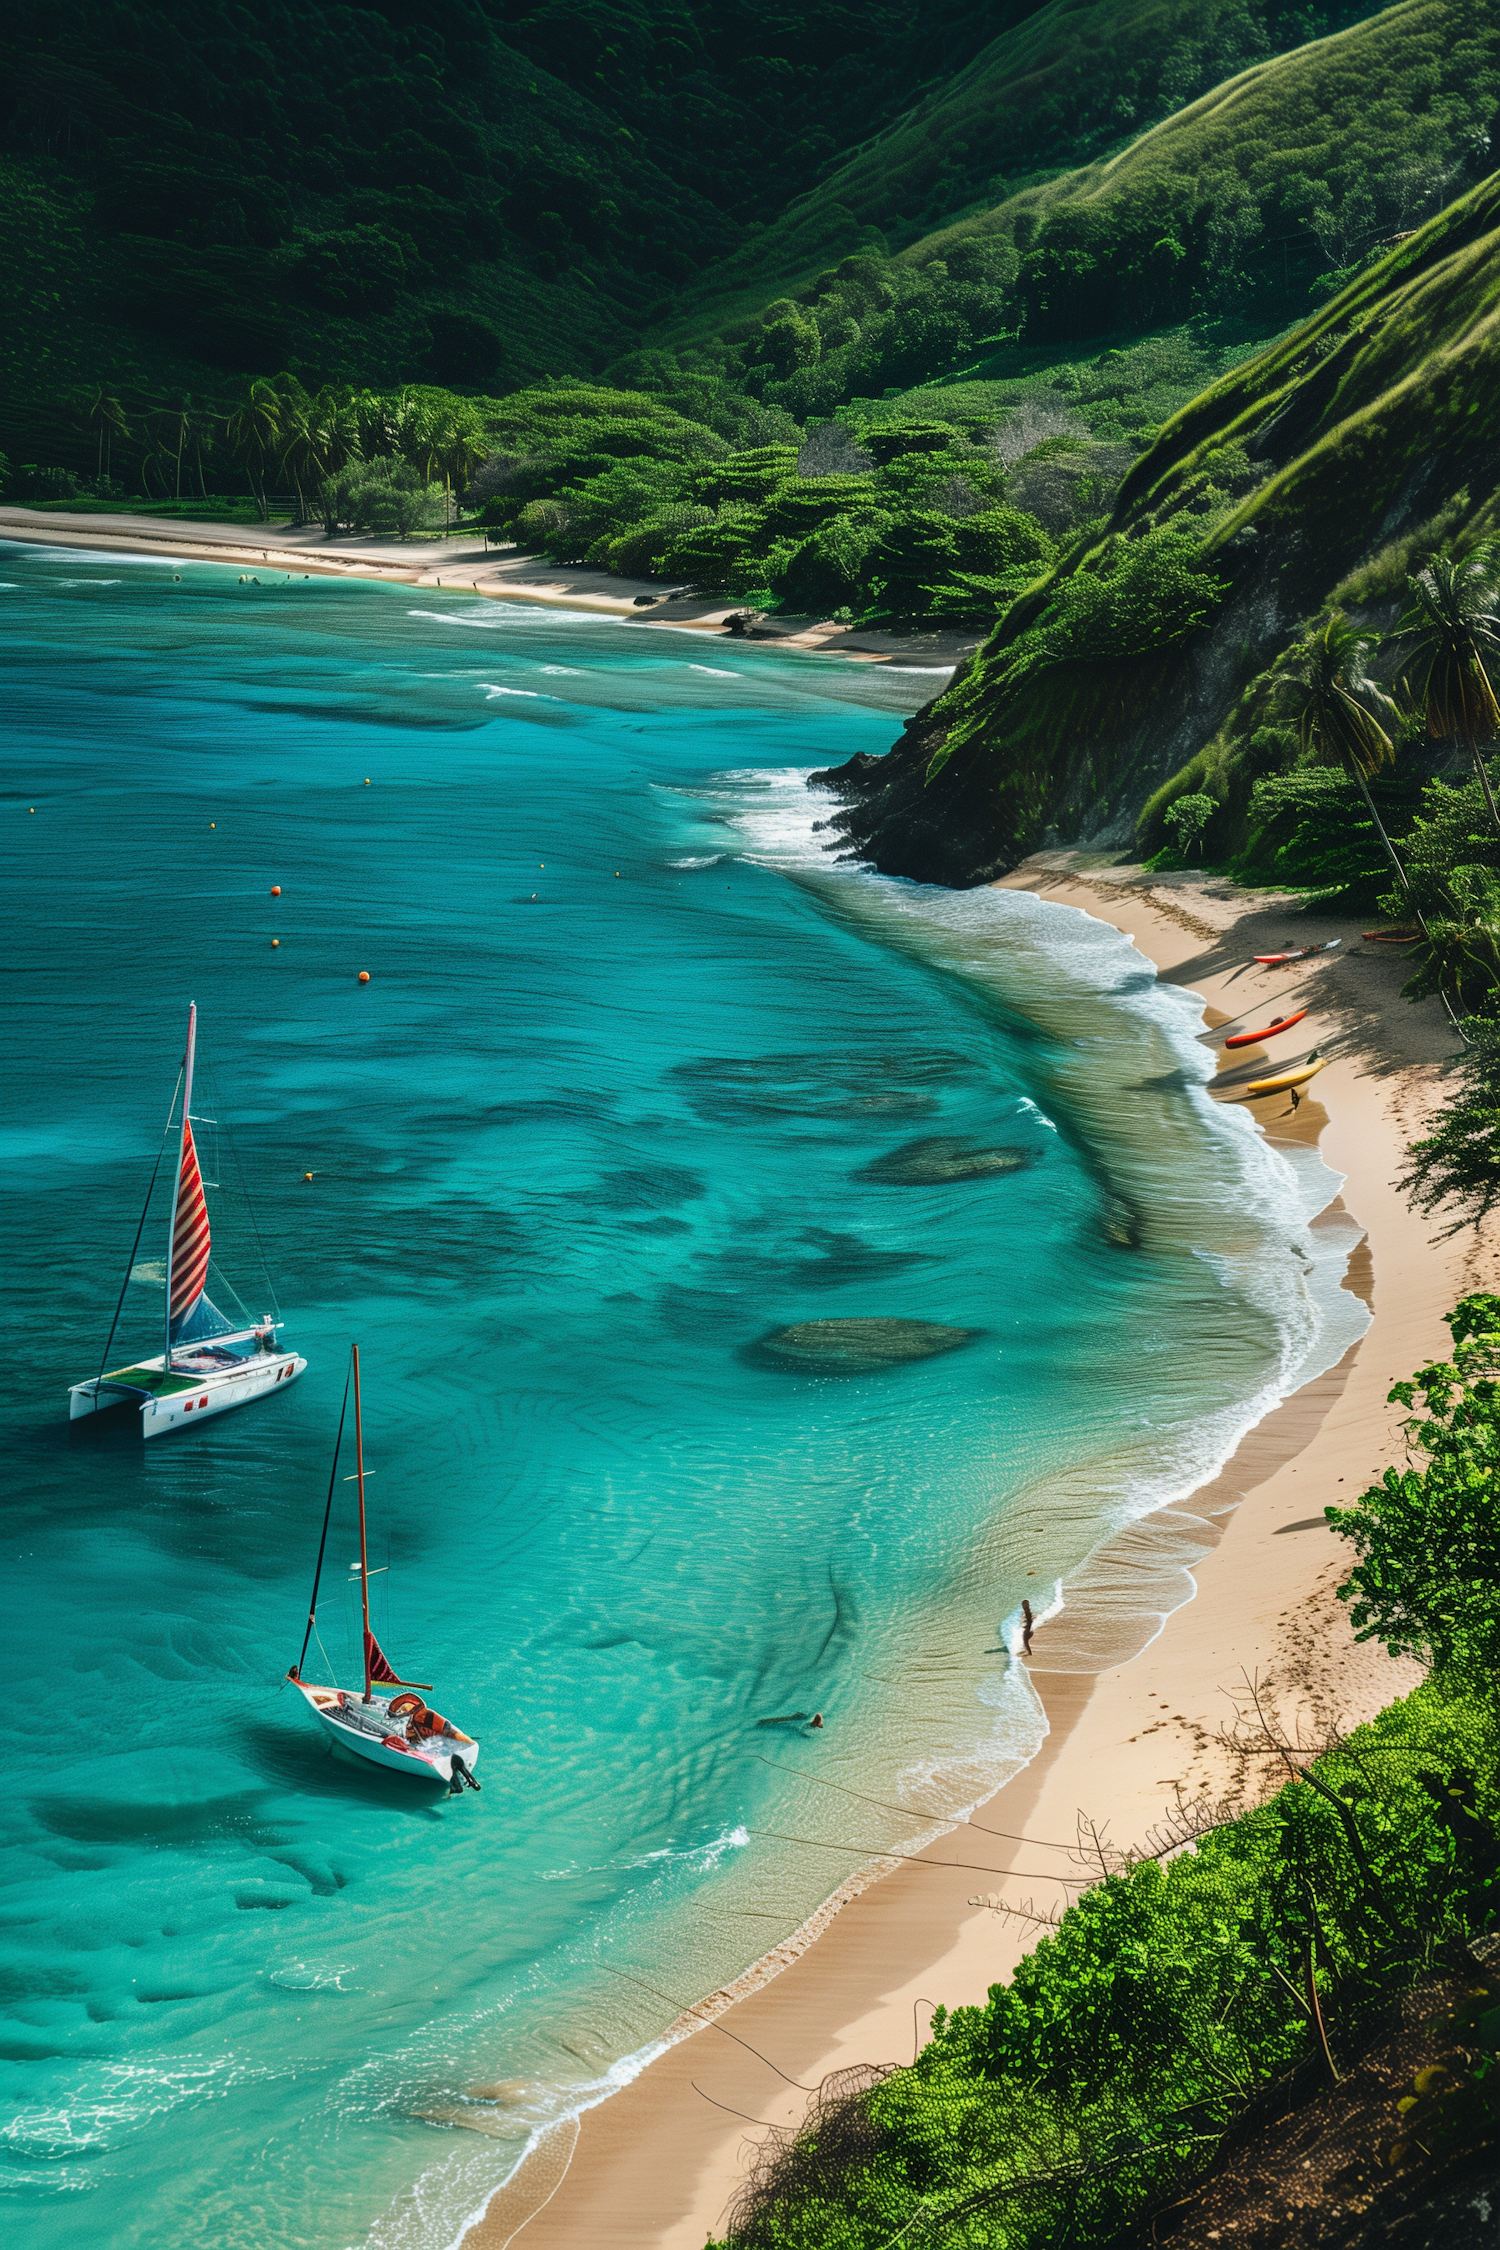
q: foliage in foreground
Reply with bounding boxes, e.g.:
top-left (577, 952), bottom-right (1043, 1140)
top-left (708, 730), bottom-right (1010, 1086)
top-left (710, 1684), bottom-right (1498, 2249)
top-left (1400, 1010), bottom-right (1500, 1234)
top-left (1330, 1297), bottom-right (1500, 1671)
top-left (707, 1301), bottom-right (1500, 2249)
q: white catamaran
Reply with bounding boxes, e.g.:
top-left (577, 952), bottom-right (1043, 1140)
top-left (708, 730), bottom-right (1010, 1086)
top-left (288, 1345), bottom-right (481, 1797)
top-left (68, 1003), bottom-right (306, 1436)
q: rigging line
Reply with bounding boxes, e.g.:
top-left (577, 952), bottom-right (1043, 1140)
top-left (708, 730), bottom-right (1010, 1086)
top-left (598, 1966), bottom-right (817, 2091)
top-left (749, 1754), bottom-right (1079, 1853)
top-left (313, 1618), bottom-right (339, 1689)
top-left (207, 1257), bottom-right (254, 1325)
top-left (746, 1827), bottom-right (1083, 1885)
top-left (95, 1068), bottom-right (184, 1384)
top-left (298, 1359), bottom-right (352, 1678)
top-left (207, 1041), bottom-right (281, 1318)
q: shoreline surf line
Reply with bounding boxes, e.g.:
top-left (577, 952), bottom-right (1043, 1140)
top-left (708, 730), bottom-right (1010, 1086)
top-left (0, 510), bottom-right (974, 669)
top-left (450, 850), bottom-right (1474, 2250)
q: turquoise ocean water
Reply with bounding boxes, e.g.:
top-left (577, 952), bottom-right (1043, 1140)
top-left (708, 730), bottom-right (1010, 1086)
top-left (0, 544), bottom-right (1365, 2249)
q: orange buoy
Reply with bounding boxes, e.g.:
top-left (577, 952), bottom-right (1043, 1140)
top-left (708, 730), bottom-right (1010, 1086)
top-left (358, 970), bottom-right (370, 983)
top-left (270, 884), bottom-right (281, 896)
top-left (271, 939), bottom-right (280, 948)
top-left (303, 1172), bottom-right (314, 1182)
top-left (364, 778), bottom-right (371, 786)
top-left (210, 821), bottom-right (216, 828)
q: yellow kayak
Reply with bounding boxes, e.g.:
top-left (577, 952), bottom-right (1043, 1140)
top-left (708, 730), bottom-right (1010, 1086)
top-left (1244, 1057), bottom-right (1329, 1096)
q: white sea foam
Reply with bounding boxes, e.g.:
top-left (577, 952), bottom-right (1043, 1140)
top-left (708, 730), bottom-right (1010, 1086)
top-left (716, 764), bottom-right (1370, 1645)
top-left (409, 610), bottom-right (509, 629)
top-left (689, 664), bottom-right (742, 677)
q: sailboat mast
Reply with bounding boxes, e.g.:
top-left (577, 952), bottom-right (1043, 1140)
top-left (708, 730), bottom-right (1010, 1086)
top-left (162, 1003), bottom-right (197, 1374)
top-left (354, 1344), bottom-right (373, 1702)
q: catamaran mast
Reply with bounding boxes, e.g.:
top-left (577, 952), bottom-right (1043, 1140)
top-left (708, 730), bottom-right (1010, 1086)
top-left (354, 1343), bottom-right (373, 1702)
top-left (162, 1002), bottom-right (197, 1374)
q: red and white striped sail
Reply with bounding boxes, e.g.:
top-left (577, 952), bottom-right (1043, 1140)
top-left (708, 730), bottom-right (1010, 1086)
top-left (169, 1116), bottom-right (211, 1323)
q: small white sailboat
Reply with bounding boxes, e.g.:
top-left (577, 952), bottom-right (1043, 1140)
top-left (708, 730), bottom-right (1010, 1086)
top-left (68, 1003), bottom-right (305, 1435)
top-left (288, 1345), bottom-right (481, 1797)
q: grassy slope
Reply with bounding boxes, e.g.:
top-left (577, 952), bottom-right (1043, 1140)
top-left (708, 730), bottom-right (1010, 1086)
top-left (655, 0), bottom-right (1390, 349)
top-left (814, 164), bottom-right (1500, 885)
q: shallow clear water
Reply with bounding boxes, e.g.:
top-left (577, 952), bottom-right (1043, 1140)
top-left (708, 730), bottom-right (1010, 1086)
top-left (0, 546), bottom-right (1363, 2248)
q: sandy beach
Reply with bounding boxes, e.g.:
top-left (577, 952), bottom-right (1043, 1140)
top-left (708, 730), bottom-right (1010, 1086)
top-left (0, 506), bottom-right (977, 670)
top-left (457, 851), bottom-right (1488, 2250)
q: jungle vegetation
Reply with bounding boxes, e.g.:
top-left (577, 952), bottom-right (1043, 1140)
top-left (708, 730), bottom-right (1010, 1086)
top-left (10, 2), bottom-right (1500, 929)
top-left (699, 1295), bottom-right (1500, 2250)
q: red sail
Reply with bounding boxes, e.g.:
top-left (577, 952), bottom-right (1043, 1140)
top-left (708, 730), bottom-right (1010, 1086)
top-left (364, 1629), bottom-right (404, 1685)
top-left (169, 1118), bottom-right (211, 1322)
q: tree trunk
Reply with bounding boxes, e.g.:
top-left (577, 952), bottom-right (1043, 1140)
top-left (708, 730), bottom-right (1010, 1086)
top-left (1352, 764), bottom-right (1472, 1043)
top-left (1471, 739), bottom-right (1500, 832)
top-left (1349, 763), bottom-right (1415, 910)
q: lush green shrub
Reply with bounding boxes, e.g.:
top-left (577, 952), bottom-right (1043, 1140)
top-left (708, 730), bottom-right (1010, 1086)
top-left (713, 1667), bottom-right (1500, 2250)
top-left (606, 507), bottom-right (715, 578)
top-left (1331, 1295), bottom-right (1500, 1668)
top-left (1398, 1026), bottom-right (1500, 1239)
top-left (774, 514), bottom-right (890, 616)
top-left (318, 456), bottom-right (444, 538)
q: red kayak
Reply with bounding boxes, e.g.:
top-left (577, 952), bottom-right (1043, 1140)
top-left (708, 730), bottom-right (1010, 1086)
top-left (1253, 940), bottom-right (1342, 964)
top-left (1224, 1009), bottom-right (1308, 1050)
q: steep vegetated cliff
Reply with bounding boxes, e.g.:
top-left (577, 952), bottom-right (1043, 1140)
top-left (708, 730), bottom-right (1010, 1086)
top-left (814, 167), bottom-right (1500, 884)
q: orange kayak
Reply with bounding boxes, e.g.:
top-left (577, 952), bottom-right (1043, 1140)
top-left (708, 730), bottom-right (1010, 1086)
top-left (1244, 1058), bottom-right (1329, 1096)
top-left (1224, 1009), bottom-right (1307, 1050)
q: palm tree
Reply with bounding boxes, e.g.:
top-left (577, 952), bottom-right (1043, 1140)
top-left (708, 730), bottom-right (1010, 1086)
top-left (1397, 545), bottom-right (1500, 830)
top-left (223, 379), bottom-right (283, 520)
top-left (78, 387), bottom-right (130, 483)
top-left (276, 394), bottom-right (318, 523)
top-left (154, 395), bottom-right (198, 502)
top-left (307, 388), bottom-right (359, 478)
top-left (1274, 614), bottom-right (1414, 900)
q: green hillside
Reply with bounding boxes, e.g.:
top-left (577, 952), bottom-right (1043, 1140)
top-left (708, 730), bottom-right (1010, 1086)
top-left (655, 0), bottom-right (1496, 422)
top-left (655, 0), bottom-right (1387, 351)
top-left (0, 0), bottom-right (1392, 473)
top-left (815, 162), bottom-right (1500, 883)
top-left (0, 0), bottom-right (1059, 464)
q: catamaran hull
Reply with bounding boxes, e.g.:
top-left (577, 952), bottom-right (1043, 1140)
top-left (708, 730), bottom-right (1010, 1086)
top-left (293, 1681), bottom-right (480, 1786)
top-left (68, 1351), bottom-right (306, 1434)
